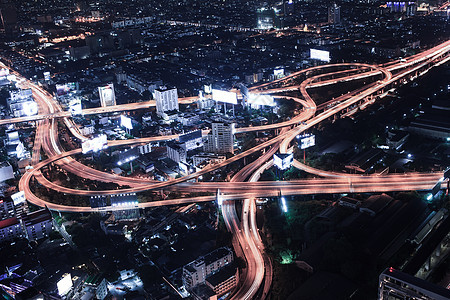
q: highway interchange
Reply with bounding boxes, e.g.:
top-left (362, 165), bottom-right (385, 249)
top-left (2, 39), bottom-right (450, 299)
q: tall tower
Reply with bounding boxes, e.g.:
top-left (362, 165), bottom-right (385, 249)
top-left (328, 3), bottom-right (341, 24)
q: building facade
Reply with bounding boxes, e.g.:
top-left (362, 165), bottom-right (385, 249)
top-left (182, 247), bottom-right (234, 290)
top-left (154, 87), bottom-right (178, 116)
top-left (378, 267), bottom-right (450, 300)
top-left (203, 122), bottom-right (234, 154)
top-left (98, 83), bottom-right (116, 107)
top-left (22, 208), bottom-right (53, 241)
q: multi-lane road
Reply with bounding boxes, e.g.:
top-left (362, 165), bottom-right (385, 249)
top-left (4, 39), bottom-right (449, 299)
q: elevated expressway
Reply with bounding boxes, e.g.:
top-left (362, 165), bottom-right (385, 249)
top-left (8, 40), bottom-right (450, 299)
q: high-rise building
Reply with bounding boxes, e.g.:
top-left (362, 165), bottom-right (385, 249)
top-left (328, 3), bottom-right (341, 24)
top-left (284, 0), bottom-right (295, 16)
top-left (0, 0), bottom-right (18, 37)
top-left (204, 122), bottom-right (235, 154)
top-left (378, 267), bottom-right (450, 300)
top-left (154, 87), bottom-right (179, 116)
top-left (98, 83), bottom-right (116, 107)
top-left (256, 7), bottom-right (282, 29)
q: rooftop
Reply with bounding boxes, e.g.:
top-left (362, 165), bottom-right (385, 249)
top-left (22, 208), bottom-right (52, 227)
top-left (0, 217), bottom-right (19, 229)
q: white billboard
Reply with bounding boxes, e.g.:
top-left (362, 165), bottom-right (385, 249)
top-left (204, 84), bottom-right (212, 94)
top-left (273, 153), bottom-right (293, 170)
top-left (310, 49), bottom-right (330, 62)
top-left (69, 98), bottom-right (82, 115)
top-left (0, 68), bottom-right (9, 77)
top-left (274, 68), bottom-right (284, 77)
top-left (82, 134), bottom-right (108, 154)
top-left (43, 71), bottom-right (51, 81)
top-left (212, 89), bottom-right (238, 105)
top-left (120, 115), bottom-right (133, 130)
top-left (57, 273), bottom-right (72, 296)
top-left (7, 131), bottom-right (19, 143)
top-left (248, 94), bottom-right (275, 107)
top-left (11, 191), bottom-right (26, 206)
top-left (22, 101), bottom-right (38, 116)
top-left (299, 134), bottom-right (315, 149)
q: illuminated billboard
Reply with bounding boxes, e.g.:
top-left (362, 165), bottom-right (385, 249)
top-left (43, 71), bottom-right (51, 81)
top-left (273, 153), bottom-right (293, 170)
top-left (11, 191), bottom-right (26, 206)
top-left (22, 101), bottom-right (38, 116)
top-left (57, 273), bottom-right (72, 296)
top-left (204, 84), bottom-right (212, 94)
top-left (56, 82), bottom-right (78, 96)
top-left (120, 115), bottom-right (133, 130)
top-left (0, 68), bottom-right (9, 77)
top-left (310, 49), bottom-right (330, 62)
top-left (248, 94), bottom-right (275, 107)
top-left (298, 134), bottom-right (315, 149)
top-left (69, 98), bottom-right (82, 115)
top-left (212, 89), bottom-right (238, 105)
top-left (82, 134), bottom-right (108, 154)
top-left (274, 68), bottom-right (284, 77)
top-left (7, 131), bottom-right (19, 143)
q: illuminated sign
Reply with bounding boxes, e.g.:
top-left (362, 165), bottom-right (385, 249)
top-left (0, 68), bottom-right (9, 77)
top-left (274, 68), bottom-right (284, 77)
top-left (298, 134), bottom-right (315, 149)
top-left (43, 71), bottom-right (51, 81)
top-left (248, 94), bottom-right (275, 106)
top-left (273, 153), bottom-right (293, 170)
top-left (69, 98), bottom-right (82, 115)
top-left (11, 191), bottom-right (26, 206)
top-left (56, 82), bottom-right (78, 96)
top-left (310, 49), bottom-right (330, 62)
top-left (82, 134), bottom-right (108, 154)
top-left (212, 89), bottom-right (238, 105)
top-left (204, 84), bottom-right (212, 94)
top-left (7, 131), bottom-right (19, 143)
top-left (120, 115), bottom-right (133, 130)
top-left (57, 273), bottom-right (72, 296)
top-left (22, 101), bottom-right (38, 116)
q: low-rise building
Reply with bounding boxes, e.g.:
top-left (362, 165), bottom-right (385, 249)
top-left (192, 154), bottom-right (226, 167)
top-left (0, 217), bottom-right (24, 242)
top-left (21, 208), bottom-right (53, 241)
top-left (378, 267), bottom-right (450, 300)
top-left (205, 263), bottom-right (238, 296)
top-left (167, 142), bottom-right (187, 163)
top-left (182, 247), bottom-right (233, 290)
